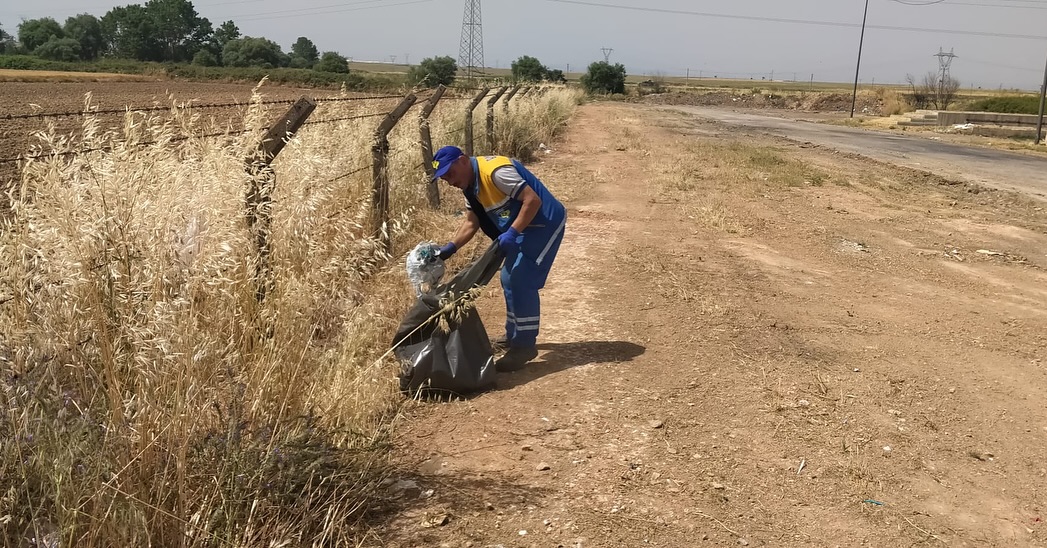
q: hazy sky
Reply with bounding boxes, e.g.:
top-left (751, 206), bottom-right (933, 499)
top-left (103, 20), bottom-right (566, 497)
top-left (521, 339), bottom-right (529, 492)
top-left (3, 0), bottom-right (1047, 90)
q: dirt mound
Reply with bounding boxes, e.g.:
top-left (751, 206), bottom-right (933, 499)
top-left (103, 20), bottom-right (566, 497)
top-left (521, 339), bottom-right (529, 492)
top-left (645, 90), bottom-right (884, 114)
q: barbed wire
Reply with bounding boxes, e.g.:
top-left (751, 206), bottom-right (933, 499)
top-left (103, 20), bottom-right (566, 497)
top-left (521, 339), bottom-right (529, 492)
top-left (315, 94), bottom-right (409, 104)
top-left (326, 148), bottom-right (431, 184)
top-left (0, 126), bottom-right (260, 165)
top-left (1, 98), bottom-right (297, 121)
top-left (2, 93), bottom-right (419, 122)
top-left (302, 111), bottom-right (391, 126)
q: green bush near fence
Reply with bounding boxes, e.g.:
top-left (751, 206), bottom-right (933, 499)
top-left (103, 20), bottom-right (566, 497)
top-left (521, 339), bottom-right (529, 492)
top-left (967, 96), bottom-right (1043, 115)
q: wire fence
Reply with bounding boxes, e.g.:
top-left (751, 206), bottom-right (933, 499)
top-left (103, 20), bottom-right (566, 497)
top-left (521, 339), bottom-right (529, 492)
top-left (1, 83), bottom-right (543, 302)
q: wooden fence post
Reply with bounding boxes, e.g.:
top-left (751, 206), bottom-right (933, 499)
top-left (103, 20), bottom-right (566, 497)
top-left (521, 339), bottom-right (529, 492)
top-left (463, 87), bottom-right (490, 156)
top-left (502, 84), bottom-right (522, 113)
top-left (372, 94), bottom-right (418, 252)
top-left (485, 86), bottom-right (509, 152)
top-left (419, 85), bottom-right (446, 209)
top-left (246, 96), bottom-right (316, 303)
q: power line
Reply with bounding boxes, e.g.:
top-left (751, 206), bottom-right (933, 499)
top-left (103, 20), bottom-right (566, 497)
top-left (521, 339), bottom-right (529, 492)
top-left (235, 0), bottom-right (432, 22)
top-left (544, 0), bottom-right (1047, 40)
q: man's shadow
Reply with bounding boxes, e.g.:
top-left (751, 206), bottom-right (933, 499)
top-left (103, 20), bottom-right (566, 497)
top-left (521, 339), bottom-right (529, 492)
top-left (495, 340), bottom-right (646, 390)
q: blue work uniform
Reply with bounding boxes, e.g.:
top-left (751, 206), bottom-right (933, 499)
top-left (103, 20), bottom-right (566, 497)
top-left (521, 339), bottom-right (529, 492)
top-left (464, 156), bottom-right (566, 348)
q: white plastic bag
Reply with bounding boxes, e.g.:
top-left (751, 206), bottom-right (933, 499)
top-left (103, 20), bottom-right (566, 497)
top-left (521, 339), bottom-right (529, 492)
top-left (406, 241), bottom-right (446, 296)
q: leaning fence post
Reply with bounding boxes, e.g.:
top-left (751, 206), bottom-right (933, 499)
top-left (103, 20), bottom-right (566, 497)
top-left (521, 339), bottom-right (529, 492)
top-left (485, 86), bottom-right (509, 152)
top-left (463, 87), bottom-right (490, 156)
top-left (372, 93), bottom-right (418, 253)
top-left (419, 85), bottom-right (446, 209)
top-left (502, 84), bottom-right (522, 113)
top-left (246, 96), bottom-right (316, 303)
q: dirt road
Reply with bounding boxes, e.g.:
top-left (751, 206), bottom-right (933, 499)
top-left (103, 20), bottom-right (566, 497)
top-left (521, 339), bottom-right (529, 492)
top-left (662, 105), bottom-right (1047, 199)
top-left (379, 102), bottom-right (1047, 547)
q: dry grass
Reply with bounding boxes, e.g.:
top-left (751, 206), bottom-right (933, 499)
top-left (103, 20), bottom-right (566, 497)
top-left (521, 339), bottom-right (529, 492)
top-left (0, 80), bottom-right (580, 545)
top-left (490, 86), bottom-right (583, 160)
top-left (0, 69), bottom-right (160, 83)
top-left (645, 137), bottom-right (828, 234)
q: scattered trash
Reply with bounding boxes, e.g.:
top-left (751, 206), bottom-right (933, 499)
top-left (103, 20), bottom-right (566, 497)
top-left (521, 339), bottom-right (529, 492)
top-left (953, 123), bottom-right (975, 130)
top-left (976, 249), bottom-right (1004, 257)
top-left (968, 450), bottom-right (995, 462)
top-left (405, 241), bottom-right (445, 297)
top-left (882, 445), bottom-right (892, 454)
top-left (863, 499), bottom-right (885, 506)
top-left (422, 513), bottom-right (450, 528)
top-left (797, 459), bottom-right (806, 475)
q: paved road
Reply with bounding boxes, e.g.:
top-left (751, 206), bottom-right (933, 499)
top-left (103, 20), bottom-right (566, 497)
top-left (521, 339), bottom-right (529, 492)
top-left (663, 106), bottom-right (1047, 199)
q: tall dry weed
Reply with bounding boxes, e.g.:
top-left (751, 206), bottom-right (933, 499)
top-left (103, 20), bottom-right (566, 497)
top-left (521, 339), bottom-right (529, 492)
top-left (0, 79), bottom-right (563, 545)
top-left (490, 86), bottom-right (583, 160)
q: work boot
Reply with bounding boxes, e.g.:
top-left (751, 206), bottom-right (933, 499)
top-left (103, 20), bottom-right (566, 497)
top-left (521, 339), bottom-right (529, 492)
top-left (495, 346), bottom-right (538, 372)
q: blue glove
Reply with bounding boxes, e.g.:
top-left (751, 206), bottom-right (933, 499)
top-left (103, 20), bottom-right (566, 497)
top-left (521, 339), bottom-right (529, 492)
top-left (497, 227), bottom-right (521, 256)
top-left (437, 242), bottom-right (457, 261)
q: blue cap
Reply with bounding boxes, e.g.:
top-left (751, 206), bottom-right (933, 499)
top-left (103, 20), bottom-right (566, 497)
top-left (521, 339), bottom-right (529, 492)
top-left (432, 145), bottom-right (464, 181)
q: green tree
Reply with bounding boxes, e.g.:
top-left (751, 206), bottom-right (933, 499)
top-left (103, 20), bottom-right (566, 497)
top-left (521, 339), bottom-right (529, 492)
top-left (18, 18), bottom-right (64, 52)
top-left (546, 68), bottom-right (566, 84)
top-left (511, 55), bottom-right (547, 82)
top-left (581, 61), bottom-right (626, 94)
top-left (408, 55), bottom-right (456, 88)
top-left (192, 49), bottom-right (218, 66)
top-left (34, 37), bottom-right (81, 61)
top-left (144, 0), bottom-right (211, 62)
top-left (290, 36), bottom-right (319, 66)
top-left (222, 36), bottom-right (284, 68)
top-left (314, 51), bottom-right (348, 73)
top-left (0, 23), bottom-right (12, 53)
top-left (213, 20), bottom-right (239, 50)
top-left (63, 14), bottom-right (104, 60)
top-left (101, 5), bottom-right (162, 60)
top-left (208, 20), bottom-right (239, 64)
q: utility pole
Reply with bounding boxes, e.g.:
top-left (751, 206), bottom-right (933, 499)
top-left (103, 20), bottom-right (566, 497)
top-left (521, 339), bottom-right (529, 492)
top-left (1036, 49), bottom-right (1047, 144)
top-left (851, 0), bottom-right (869, 118)
top-left (459, 0), bottom-right (485, 82)
top-left (601, 47), bottom-right (613, 62)
top-left (935, 47), bottom-right (958, 105)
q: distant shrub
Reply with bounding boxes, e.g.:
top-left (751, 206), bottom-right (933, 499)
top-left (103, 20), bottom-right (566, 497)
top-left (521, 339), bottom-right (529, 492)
top-left (581, 61), bottom-right (626, 94)
top-left (191, 50), bottom-right (218, 67)
top-left (33, 38), bottom-right (81, 62)
top-left (408, 56), bottom-right (456, 88)
top-left (968, 96), bottom-right (1041, 114)
top-left (879, 90), bottom-right (909, 115)
top-left (314, 51), bottom-right (349, 73)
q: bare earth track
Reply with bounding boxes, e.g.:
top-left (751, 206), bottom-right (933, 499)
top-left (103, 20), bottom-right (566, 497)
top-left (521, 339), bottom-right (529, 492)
top-left (379, 103), bottom-right (1047, 547)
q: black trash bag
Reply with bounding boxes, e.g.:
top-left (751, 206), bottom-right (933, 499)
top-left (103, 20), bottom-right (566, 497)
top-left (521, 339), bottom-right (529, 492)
top-left (393, 242), bottom-right (504, 397)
